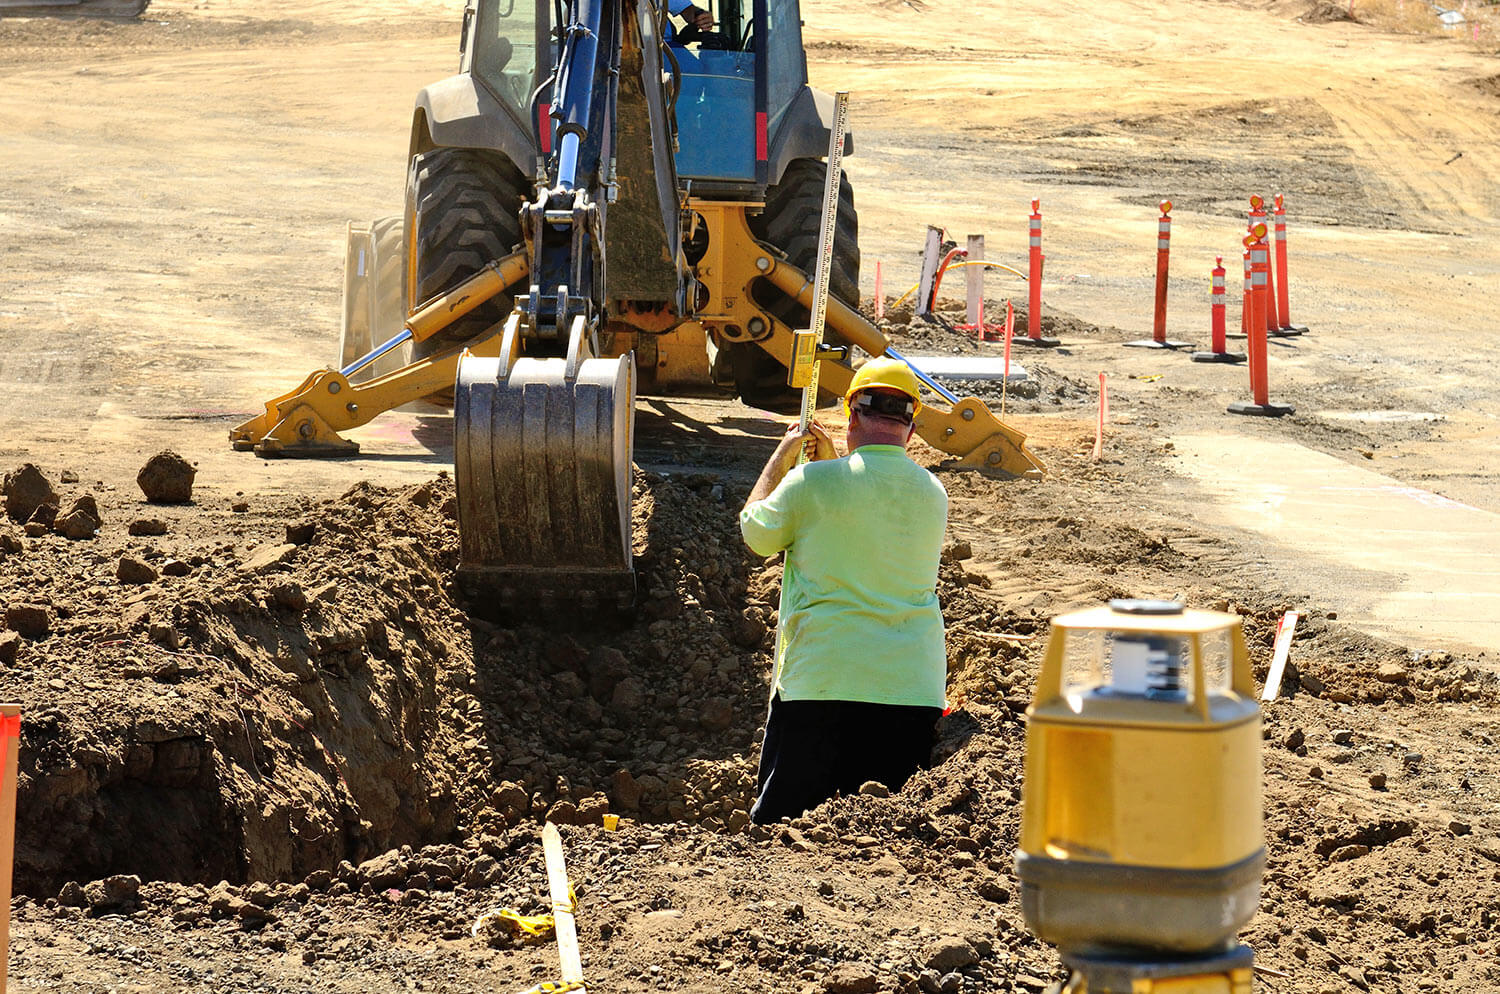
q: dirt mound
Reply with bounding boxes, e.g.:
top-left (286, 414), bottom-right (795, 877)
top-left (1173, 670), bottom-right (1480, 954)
top-left (136, 449), bottom-right (196, 503)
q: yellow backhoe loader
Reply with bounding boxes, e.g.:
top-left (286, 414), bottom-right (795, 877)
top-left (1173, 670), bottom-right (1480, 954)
top-left (231, 0), bottom-right (1043, 613)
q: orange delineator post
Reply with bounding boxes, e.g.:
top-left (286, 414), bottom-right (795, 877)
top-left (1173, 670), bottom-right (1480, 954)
top-left (1272, 194), bottom-right (1308, 335)
top-left (1018, 200), bottom-right (1059, 346)
top-left (1228, 225), bottom-right (1293, 417)
top-left (1192, 256), bottom-right (1244, 364)
top-left (1028, 201), bottom-right (1042, 338)
top-left (0, 705), bottom-right (20, 994)
top-left (1154, 202), bottom-right (1171, 340)
top-left (1125, 200), bottom-right (1191, 349)
top-left (1247, 195), bottom-right (1278, 338)
top-left (1240, 248), bottom-right (1252, 338)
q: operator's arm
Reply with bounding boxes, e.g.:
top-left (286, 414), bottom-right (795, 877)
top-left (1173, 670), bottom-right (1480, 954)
top-left (668, 0), bottom-right (714, 30)
top-left (740, 423), bottom-right (835, 556)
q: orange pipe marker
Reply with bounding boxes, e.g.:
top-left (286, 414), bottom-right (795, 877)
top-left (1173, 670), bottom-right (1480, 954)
top-left (1125, 201), bottom-right (1192, 349)
top-left (1272, 194), bottom-right (1308, 335)
top-left (1192, 256), bottom-right (1244, 364)
top-left (1018, 200), bottom-right (1059, 346)
top-left (1228, 224), bottom-right (1293, 417)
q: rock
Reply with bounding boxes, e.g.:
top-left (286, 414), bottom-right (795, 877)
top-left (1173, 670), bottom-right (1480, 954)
top-left (161, 558), bottom-right (191, 577)
top-left (1283, 728), bottom-right (1305, 751)
top-left (149, 623), bottom-right (180, 650)
top-left (3, 464), bottom-right (57, 522)
top-left (0, 631), bottom-right (19, 666)
top-left (285, 520), bottom-right (317, 545)
top-left (576, 794), bottom-right (609, 825)
top-left (917, 969), bottom-right (943, 994)
top-left (732, 610), bottom-right (767, 648)
top-left (1299, 671), bottom-right (1326, 695)
top-left (1376, 662), bottom-right (1408, 685)
top-left (858, 781), bottom-right (890, 798)
top-left (0, 529), bottom-right (20, 554)
top-left (940, 539), bottom-right (973, 564)
top-left (53, 509), bottom-right (99, 540)
top-left (938, 973), bottom-right (964, 994)
top-left (137, 450), bottom-right (196, 503)
top-left (1449, 820), bottom-right (1472, 836)
top-left (269, 581), bottom-right (308, 614)
top-left (57, 881), bottom-right (87, 907)
top-left (244, 881), bottom-right (277, 908)
top-left (610, 677), bottom-right (646, 714)
top-left (356, 851), bottom-right (408, 891)
top-left (1329, 844), bottom-right (1369, 862)
top-left (492, 781), bottom-right (530, 820)
top-left (128, 518), bottom-right (168, 536)
top-left (1369, 773), bottom-right (1387, 790)
top-left (546, 799), bottom-right (580, 825)
top-left (231, 500), bottom-right (250, 513)
top-left (303, 870), bottom-right (333, 891)
top-left (242, 543), bottom-right (297, 574)
top-left (84, 874), bottom-right (141, 911)
top-left (117, 555), bottom-right (158, 585)
top-left (610, 770), bottom-right (642, 812)
top-left (22, 522), bottom-right (46, 538)
top-left (925, 937), bottom-right (980, 972)
top-left (5, 604), bottom-right (51, 639)
top-left (27, 502), bottom-right (58, 530)
top-left (823, 963), bottom-right (878, 994)
top-left (698, 697), bottom-right (735, 732)
top-left (977, 878), bottom-right (1010, 903)
top-left (1331, 728), bottom-right (1354, 745)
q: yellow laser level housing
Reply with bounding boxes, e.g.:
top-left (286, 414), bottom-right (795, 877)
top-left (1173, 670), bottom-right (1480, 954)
top-left (1016, 600), bottom-right (1264, 957)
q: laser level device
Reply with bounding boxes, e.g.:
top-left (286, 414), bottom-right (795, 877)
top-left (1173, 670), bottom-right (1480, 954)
top-left (1015, 599), bottom-right (1263, 994)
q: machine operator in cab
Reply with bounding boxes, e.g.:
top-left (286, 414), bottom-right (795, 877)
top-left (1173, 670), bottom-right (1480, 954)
top-left (739, 358), bottom-right (949, 824)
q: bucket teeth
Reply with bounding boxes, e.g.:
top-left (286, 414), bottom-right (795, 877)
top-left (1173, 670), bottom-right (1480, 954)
top-left (454, 350), bottom-right (636, 619)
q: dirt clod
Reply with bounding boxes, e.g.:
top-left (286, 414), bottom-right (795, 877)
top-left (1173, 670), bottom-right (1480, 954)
top-left (136, 450), bottom-right (196, 503)
top-left (4, 604), bottom-right (50, 639)
top-left (116, 555), bottom-right (158, 585)
top-left (53, 495), bottom-right (102, 540)
top-left (3, 464), bottom-right (57, 523)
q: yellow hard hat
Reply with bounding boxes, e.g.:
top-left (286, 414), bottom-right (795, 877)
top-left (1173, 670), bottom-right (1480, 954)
top-left (843, 357), bottom-right (923, 418)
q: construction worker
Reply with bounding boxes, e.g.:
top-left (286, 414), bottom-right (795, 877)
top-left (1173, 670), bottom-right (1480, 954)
top-left (739, 358), bottom-right (948, 824)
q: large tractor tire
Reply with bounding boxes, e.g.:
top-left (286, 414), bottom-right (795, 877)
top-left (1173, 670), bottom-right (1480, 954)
top-left (736, 158), bottom-right (860, 413)
top-left (338, 215), bottom-right (410, 383)
top-left (404, 147), bottom-right (528, 362)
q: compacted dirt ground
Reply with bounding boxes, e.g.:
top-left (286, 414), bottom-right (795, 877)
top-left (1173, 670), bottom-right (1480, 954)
top-left (2, 1), bottom-right (1500, 992)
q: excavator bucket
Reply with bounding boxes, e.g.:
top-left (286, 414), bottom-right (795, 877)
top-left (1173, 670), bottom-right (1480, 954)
top-left (453, 319), bottom-right (637, 616)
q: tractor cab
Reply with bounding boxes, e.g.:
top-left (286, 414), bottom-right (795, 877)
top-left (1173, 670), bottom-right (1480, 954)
top-left (457, 0), bottom-right (813, 193)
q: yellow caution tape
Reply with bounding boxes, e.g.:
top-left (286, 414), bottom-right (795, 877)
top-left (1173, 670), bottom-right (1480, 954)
top-left (472, 907), bottom-right (555, 939)
top-left (473, 884), bottom-right (578, 940)
top-left (514, 982), bottom-right (585, 994)
top-left (1138, 374), bottom-right (1163, 382)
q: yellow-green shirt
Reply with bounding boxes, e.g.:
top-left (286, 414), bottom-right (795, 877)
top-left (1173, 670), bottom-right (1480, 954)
top-left (739, 444), bottom-right (948, 708)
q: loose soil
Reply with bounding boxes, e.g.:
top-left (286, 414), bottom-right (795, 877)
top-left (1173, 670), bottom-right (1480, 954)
top-left (2, 0), bottom-right (1499, 992)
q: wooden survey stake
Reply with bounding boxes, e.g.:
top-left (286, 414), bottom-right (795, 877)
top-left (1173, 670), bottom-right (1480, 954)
top-left (541, 823), bottom-right (585, 990)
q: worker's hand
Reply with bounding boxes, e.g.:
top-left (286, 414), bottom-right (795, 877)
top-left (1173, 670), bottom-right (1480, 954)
top-left (778, 421), bottom-right (836, 467)
top-left (680, 4), bottom-right (714, 29)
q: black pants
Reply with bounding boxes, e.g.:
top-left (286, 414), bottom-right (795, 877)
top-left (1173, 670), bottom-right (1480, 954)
top-left (750, 694), bottom-right (942, 825)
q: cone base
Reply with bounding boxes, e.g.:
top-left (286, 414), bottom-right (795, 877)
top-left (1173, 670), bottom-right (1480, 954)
top-left (1192, 351), bottom-right (1246, 364)
top-left (1271, 324), bottom-right (1308, 337)
top-left (1228, 401), bottom-right (1295, 417)
top-left (1124, 338), bottom-right (1194, 350)
top-left (1012, 336), bottom-right (1061, 348)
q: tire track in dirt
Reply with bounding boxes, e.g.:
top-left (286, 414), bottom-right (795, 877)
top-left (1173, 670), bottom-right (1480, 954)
top-left (1317, 87), bottom-right (1500, 226)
